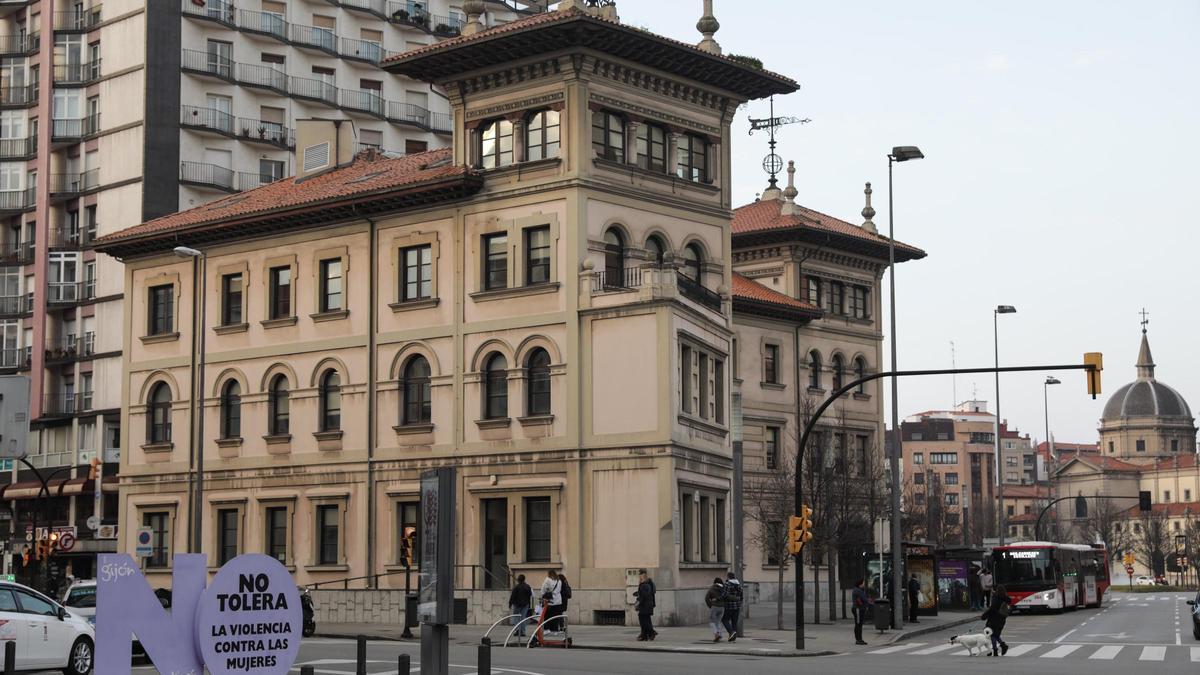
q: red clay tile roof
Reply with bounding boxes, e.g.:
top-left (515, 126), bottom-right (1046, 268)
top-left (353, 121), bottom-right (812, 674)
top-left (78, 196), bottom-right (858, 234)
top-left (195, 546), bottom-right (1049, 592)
top-left (1008, 513), bottom-right (1039, 524)
top-left (1057, 454), bottom-right (1146, 473)
top-left (1121, 501), bottom-right (1200, 518)
top-left (733, 198), bottom-right (925, 261)
top-left (731, 272), bottom-right (821, 318)
top-left (1152, 454), bottom-right (1198, 471)
top-left (1003, 485), bottom-right (1050, 500)
top-left (96, 149), bottom-right (477, 255)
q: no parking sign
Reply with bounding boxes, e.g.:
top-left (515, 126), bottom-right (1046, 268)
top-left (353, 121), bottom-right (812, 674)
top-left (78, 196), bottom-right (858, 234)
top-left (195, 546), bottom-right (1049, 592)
top-left (135, 526), bottom-right (153, 558)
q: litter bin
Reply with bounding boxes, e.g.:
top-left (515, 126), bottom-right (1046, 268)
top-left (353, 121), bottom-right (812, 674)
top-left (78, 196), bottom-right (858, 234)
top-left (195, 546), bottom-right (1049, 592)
top-left (873, 600), bottom-right (891, 631)
top-left (405, 594), bottom-right (419, 629)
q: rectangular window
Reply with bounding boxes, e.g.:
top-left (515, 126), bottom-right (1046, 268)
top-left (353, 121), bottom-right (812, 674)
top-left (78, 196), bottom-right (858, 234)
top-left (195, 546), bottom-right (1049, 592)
top-left (401, 245), bottom-right (432, 301)
top-left (319, 258), bottom-right (342, 312)
top-left (1136, 439), bottom-right (1145, 452)
top-left (945, 493), bottom-right (958, 506)
top-left (483, 233), bottom-right (507, 291)
top-left (397, 501), bottom-right (419, 566)
top-left (680, 494), bottom-right (694, 562)
top-left (268, 266), bottom-right (291, 319)
top-left (714, 359), bottom-right (724, 424)
top-left (765, 426), bottom-right (780, 470)
top-left (851, 286), bottom-right (868, 319)
top-left (265, 506), bottom-right (288, 563)
top-left (143, 511), bottom-right (169, 569)
top-left (636, 124), bottom-right (666, 172)
top-left (805, 276), bottom-right (822, 307)
top-left (1170, 439), bottom-right (1179, 452)
top-left (945, 472), bottom-right (959, 485)
top-left (217, 508), bottom-right (238, 565)
top-left (764, 344), bottom-right (779, 384)
top-left (524, 226), bottom-right (550, 285)
top-left (147, 284), bottom-right (173, 335)
top-left (715, 498), bottom-right (726, 562)
top-left (591, 111), bottom-right (624, 162)
top-left (221, 273), bottom-right (243, 326)
top-left (700, 495), bottom-right (712, 562)
top-left (912, 453), bottom-right (923, 465)
top-left (524, 497), bottom-right (551, 563)
top-left (930, 453), bottom-right (958, 465)
top-left (316, 504), bottom-right (339, 565)
top-left (680, 344), bottom-right (693, 414)
top-left (828, 281), bottom-right (845, 315)
top-left (676, 134), bottom-right (707, 182)
top-left (1164, 490), bottom-right (1171, 502)
top-left (698, 353), bottom-right (709, 420)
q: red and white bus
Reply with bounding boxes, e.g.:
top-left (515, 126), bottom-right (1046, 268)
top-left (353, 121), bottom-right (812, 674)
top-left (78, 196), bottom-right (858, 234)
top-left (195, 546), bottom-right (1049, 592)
top-left (990, 541), bottom-right (1110, 611)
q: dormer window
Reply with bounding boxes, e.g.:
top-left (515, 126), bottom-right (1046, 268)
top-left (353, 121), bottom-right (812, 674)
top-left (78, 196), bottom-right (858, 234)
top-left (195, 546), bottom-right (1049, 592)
top-left (676, 133), bottom-right (708, 182)
top-left (636, 123), bottom-right (667, 173)
top-left (591, 110), bottom-right (624, 162)
top-left (526, 110), bottom-right (560, 161)
top-left (480, 119), bottom-right (514, 169)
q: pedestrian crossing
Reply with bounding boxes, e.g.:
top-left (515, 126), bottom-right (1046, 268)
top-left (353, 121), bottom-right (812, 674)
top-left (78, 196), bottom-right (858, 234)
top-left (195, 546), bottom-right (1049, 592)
top-left (868, 641), bottom-right (1200, 662)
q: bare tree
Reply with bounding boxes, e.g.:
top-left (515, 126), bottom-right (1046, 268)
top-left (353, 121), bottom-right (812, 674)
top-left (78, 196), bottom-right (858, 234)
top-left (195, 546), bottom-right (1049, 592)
top-left (1077, 497), bottom-right (1131, 556)
top-left (1131, 508), bottom-right (1171, 576)
top-left (744, 449), bottom-right (797, 631)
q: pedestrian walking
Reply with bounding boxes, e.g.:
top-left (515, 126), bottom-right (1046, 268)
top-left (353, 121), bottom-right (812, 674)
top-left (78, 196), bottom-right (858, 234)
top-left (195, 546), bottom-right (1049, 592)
top-left (720, 572), bottom-right (743, 641)
top-left (539, 569), bottom-right (564, 627)
top-left (980, 567), bottom-right (994, 609)
top-left (968, 566), bottom-right (982, 611)
top-left (633, 568), bottom-right (657, 641)
top-left (508, 574), bottom-right (532, 637)
top-left (981, 584), bottom-right (1012, 656)
top-left (557, 573), bottom-right (573, 624)
top-left (907, 573), bottom-right (921, 623)
top-left (704, 577), bottom-right (726, 643)
top-left (851, 578), bottom-right (874, 645)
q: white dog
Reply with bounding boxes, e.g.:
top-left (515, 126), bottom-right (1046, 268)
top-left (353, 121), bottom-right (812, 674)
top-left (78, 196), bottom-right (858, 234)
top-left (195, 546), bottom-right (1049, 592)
top-left (949, 627), bottom-right (994, 656)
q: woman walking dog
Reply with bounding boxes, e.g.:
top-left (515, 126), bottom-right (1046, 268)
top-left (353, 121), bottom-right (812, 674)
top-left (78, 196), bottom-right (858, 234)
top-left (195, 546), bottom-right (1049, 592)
top-left (980, 584), bottom-right (1012, 656)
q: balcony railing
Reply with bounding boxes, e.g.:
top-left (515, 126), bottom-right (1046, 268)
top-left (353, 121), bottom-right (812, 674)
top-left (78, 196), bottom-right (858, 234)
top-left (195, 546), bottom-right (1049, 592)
top-left (592, 266), bottom-right (645, 292)
top-left (237, 8), bottom-right (287, 39)
top-left (0, 84), bottom-right (34, 106)
top-left (0, 136), bottom-right (35, 159)
top-left (49, 226), bottom-right (93, 249)
top-left (0, 34), bottom-right (31, 54)
top-left (26, 450), bottom-right (74, 468)
top-left (42, 393), bottom-right (81, 417)
top-left (339, 0), bottom-right (388, 16)
top-left (180, 104), bottom-right (235, 135)
top-left (51, 114), bottom-right (101, 141)
top-left (53, 59), bottom-right (102, 84)
top-left (49, 170), bottom-right (100, 196)
top-left (53, 6), bottom-right (102, 31)
top-left (0, 241), bottom-right (31, 265)
top-left (340, 37), bottom-right (391, 64)
top-left (236, 62), bottom-right (289, 93)
top-left (0, 189), bottom-right (30, 211)
top-left (236, 172), bottom-right (282, 192)
top-left (0, 295), bottom-right (24, 315)
top-left (676, 272), bottom-right (723, 312)
top-left (183, 0), bottom-right (235, 26)
top-left (290, 75), bottom-right (339, 106)
top-left (180, 161), bottom-right (235, 191)
top-left (236, 118), bottom-right (292, 148)
top-left (0, 346), bottom-right (21, 368)
top-left (181, 48), bottom-right (235, 80)
top-left (46, 332), bottom-right (93, 358)
top-left (48, 281), bottom-right (83, 304)
top-left (290, 24), bottom-right (338, 53)
top-left (340, 88), bottom-right (385, 116)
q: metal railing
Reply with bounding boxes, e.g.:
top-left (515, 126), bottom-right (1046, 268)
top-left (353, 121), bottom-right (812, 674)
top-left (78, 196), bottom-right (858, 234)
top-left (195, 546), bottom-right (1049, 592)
top-left (0, 295), bottom-right (24, 315)
top-left (180, 161), bottom-right (235, 191)
top-left (0, 84), bottom-right (34, 106)
top-left (236, 62), bottom-right (289, 93)
top-left (47, 281), bottom-right (82, 304)
top-left (0, 242), bottom-right (31, 264)
top-left (51, 114), bottom-right (101, 140)
top-left (290, 24), bottom-right (338, 53)
top-left (182, 0), bottom-right (235, 26)
top-left (53, 59), bottom-right (101, 84)
top-left (49, 226), bottom-right (92, 249)
top-left (180, 105), bottom-right (235, 135)
top-left (180, 48), bottom-right (235, 80)
top-left (49, 170), bottom-right (99, 196)
top-left (676, 272), bottom-right (723, 311)
top-left (237, 8), bottom-right (287, 38)
top-left (388, 101), bottom-right (428, 127)
top-left (45, 334), bottom-right (81, 360)
top-left (307, 563), bottom-right (510, 591)
top-left (0, 34), bottom-right (30, 54)
top-left (26, 450), bottom-right (74, 468)
top-left (592, 266), bottom-right (644, 292)
top-left (0, 189), bottom-right (30, 211)
top-left (340, 37), bottom-right (391, 64)
top-left (42, 393), bottom-right (81, 416)
top-left (290, 75), bottom-right (339, 106)
top-left (53, 7), bottom-right (102, 31)
top-left (0, 136), bottom-right (35, 159)
top-left (340, 88), bottom-right (386, 116)
top-left (236, 118), bottom-right (292, 147)
top-left (339, 0), bottom-right (388, 16)
top-left (0, 347), bottom-right (21, 368)
top-left (236, 172), bottom-right (281, 192)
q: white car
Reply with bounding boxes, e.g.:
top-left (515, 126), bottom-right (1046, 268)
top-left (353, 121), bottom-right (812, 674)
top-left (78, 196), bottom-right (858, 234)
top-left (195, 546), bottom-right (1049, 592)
top-left (1135, 575), bottom-right (1155, 586)
top-left (60, 581), bottom-right (96, 625)
top-left (0, 580), bottom-right (94, 674)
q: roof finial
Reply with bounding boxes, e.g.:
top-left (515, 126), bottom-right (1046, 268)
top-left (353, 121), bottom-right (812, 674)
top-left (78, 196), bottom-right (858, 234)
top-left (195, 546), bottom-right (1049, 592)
top-left (1136, 310), bottom-right (1155, 380)
top-left (1140, 307), bottom-right (1149, 334)
top-left (780, 160), bottom-right (800, 216)
top-left (696, 0), bottom-right (722, 55)
top-left (462, 0), bottom-right (485, 35)
top-left (861, 181), bottom-right (877, 233)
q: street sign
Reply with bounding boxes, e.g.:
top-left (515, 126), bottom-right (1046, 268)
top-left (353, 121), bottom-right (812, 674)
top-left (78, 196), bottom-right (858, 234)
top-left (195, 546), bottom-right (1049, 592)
top-left (0, 375), bottom-right (29, 460)
top-left (57, 531), bottom-right (76, 552)
top-left (135, 526), bottom-right (153, 557)
top-left (1125, 564), bottom-right (1135, 575)
top-left (97, 524), bottom-right (118, 540)
top-left (87, 515), bottom-right (101, 531)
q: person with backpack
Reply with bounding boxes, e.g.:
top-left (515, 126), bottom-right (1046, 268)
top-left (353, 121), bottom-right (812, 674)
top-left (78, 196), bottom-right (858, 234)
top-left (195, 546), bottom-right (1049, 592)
top-left (633, 569), bottom-right (657, 641)
top-left (704, 577), bottom-right (726, 643)
top-left (720, 572), bottom-right (743, 642)
top-left (539, 570), bottom-right (564, 625)
top-left (557, 573), bottom-right (573, 620)
top-left (851, 578), bottom-right (874, 645)
top-left (981, 584), bottom-right (1012, 656)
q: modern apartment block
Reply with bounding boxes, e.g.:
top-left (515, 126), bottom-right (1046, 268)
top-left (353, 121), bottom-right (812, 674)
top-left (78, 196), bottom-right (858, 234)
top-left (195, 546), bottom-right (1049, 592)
top-left (0, 0), bottom-right (534, 586)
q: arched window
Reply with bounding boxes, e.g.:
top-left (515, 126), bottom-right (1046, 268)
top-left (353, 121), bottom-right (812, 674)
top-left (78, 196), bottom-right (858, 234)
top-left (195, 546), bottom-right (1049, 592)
top-left (603, 228), bottom-right (624, 288)
top-left (855, 357), bottom-right (867, 395)
top-left (526, 110), bottom-right (560, 161)
top-left (484, 354), bottom-right (508, 419)
top-left (479, 119), bottom-right (514, 169)
top-left (591, 110), bottom-right (624, 162)
top-left (681, 243), bottom-right (703, 282)
top-left (269, 375), bottom-right (290, 436)
top-left (831, 355), bottom-right (844, 391)
top-left (646, 236), bottom-right (666, 265)
top-left (319, 370), bottom-right (342, 432)
top-left (220, 380), bottom-right (241, 439)
top-left (808, 350), bottom-right (822, 390)
top-left (403, 355), bottom-right (432, 425)
top-left (526, 348), bottom-right (551, 416)
top-left (147, 382), bottom-right (171, 444)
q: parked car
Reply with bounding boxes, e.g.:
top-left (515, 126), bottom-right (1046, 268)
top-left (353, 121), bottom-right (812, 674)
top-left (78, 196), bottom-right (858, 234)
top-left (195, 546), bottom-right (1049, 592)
top-left (0, 580), bottom-right (95, 674)
top-left (1134, 575), bottom-right (1155, 586)
top-left (60, 581), bottom-right (97, 625)
top-left (1189, 592), bottom-right (1200, 640)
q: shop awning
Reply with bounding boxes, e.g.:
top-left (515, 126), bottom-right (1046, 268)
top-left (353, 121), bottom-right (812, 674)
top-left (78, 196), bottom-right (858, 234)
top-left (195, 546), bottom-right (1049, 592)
top-left (1, 478), bottom-right (68, 500)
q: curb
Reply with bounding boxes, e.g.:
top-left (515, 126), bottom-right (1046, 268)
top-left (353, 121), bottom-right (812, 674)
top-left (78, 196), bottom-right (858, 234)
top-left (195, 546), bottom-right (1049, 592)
top-left (314, 632), bottom-right (837, 657)
top-left (885, 615), bottom-right (979, 644)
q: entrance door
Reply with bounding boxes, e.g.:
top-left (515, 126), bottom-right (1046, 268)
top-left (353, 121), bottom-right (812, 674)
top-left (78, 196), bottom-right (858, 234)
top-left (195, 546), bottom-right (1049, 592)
top-left (482, 498), bottom-right (507, 590)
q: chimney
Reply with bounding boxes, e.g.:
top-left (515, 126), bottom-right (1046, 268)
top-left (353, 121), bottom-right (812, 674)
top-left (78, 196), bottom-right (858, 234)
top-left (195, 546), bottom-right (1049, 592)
top-left (860, 182), bottom-right (877, 234)
top-left (696, 0), bottom-right (721, 55)
top-left (462, 0), bottom-right (485, 36)
top-left (294, 119), bottom-right (358, 181)
top-left (779, 161), bottom-right (800, 216)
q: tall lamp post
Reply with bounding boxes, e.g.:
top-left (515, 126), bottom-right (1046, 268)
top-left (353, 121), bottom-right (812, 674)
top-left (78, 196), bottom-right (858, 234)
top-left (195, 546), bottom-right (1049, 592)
top-left (1043, 376), bottom-right (1060, 539)
top-left (993, 304), bottom-right (1016, 544)
top-left (174, 245), bottom-right (207, 554)
top-left (886, 145), bottom-right (923, 628)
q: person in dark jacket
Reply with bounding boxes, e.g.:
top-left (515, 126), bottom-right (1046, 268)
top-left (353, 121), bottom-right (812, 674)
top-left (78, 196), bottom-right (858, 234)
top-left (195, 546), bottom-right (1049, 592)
top-left (907, 574), bottom-right (921, 623)
top-left (704, 577), bottom-right (726, 643)
top-left (633, 568), bottom-right (657, 641)
top-left (851, 578), bottom-right (874, 645)
top-left (508, 574), bottom-right (533, 637)
top-left (557, 573), bottom-right (572, 622)
top-left (981, 584), bottom-right (1012, 656)
top-left (720, 572), bottom-right (743, 641)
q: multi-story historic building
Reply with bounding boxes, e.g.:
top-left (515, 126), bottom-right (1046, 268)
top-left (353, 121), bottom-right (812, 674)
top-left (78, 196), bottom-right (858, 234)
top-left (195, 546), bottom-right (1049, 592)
top-left (97, 1), bottom-right (801, 624)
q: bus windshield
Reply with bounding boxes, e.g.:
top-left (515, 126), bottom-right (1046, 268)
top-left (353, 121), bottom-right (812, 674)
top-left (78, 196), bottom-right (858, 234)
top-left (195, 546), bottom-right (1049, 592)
top-left (993, 548), bottom-right (1055, 587)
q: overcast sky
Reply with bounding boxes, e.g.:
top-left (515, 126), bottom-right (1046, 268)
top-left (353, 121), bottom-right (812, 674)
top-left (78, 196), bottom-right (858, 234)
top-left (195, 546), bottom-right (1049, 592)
top-left (617, 0), bottom-right (1200, 444)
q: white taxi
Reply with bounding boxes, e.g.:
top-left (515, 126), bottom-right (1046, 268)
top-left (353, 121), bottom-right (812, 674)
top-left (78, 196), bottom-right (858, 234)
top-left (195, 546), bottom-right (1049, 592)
top-left (0, 580), bottom-right (94, 674)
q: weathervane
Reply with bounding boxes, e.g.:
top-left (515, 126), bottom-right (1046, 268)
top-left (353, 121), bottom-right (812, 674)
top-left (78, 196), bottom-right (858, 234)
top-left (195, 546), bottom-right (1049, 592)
top-left (1140, 307), bottom-right (1149, 334)
top-left (748, 96), bottom-right (810, 189)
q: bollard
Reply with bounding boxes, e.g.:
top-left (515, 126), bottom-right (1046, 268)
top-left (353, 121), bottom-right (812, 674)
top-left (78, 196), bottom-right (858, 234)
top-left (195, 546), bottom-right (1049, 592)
top-left (398, 653), bottom-right (411, 674)
top-left (301, 668), bottom-right (315, 675)
top-left (477, 643), bottom-right (491, 675)
top-left (4, 641), bottom-right (15, 675)
top-left (356, 635), bottom-right (368, 675)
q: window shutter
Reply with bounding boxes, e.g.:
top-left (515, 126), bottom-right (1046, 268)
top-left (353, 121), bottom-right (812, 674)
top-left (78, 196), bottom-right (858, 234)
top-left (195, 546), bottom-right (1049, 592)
top-left (303, 142), bottom-right (330, 172)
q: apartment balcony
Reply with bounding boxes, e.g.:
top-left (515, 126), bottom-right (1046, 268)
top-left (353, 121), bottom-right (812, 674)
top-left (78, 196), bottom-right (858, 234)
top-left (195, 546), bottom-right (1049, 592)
top-left (180, 161), bottom-right (236, 193)
top-left (0, 33), bottom-right (36, 55)
top-left (47, 281), bottom-right (89, 305)
top-left (237, 118), bottom-right (292, 148)
top-left (0, 242), bottom-right (31, 265)
top-left (236, 171), bottom-right (283, 192)
top-left (591, 266), bottom-right (645, 292)
top-left (289, 24), bottom-right (338, 55)
top-left (237, 8), bottom-right (288, 41)
top-left (180, 104), bottom-right (235, 136)
top-left (182, 0), bottom-right (236, 27)
top-left (340, 37), bottom-right (392, 65)
top-left (45, 332), bottom-right (94, 361)
top-left (180, 48), bottom-right (235, 83)
top-left (0, 294), bottom-right (26, 316)
top-left (290, 75), bottom-right (339, 107)
top-left (53, 59), bottom-right (102, 85)
top-left (0, 346), bottom-right (22, 370)
top-left (25, 450), bottom-right (74, 468)
top-left (0, 0), bottom-right (35, 16)
top-left (0, 136), bottom-right (35, 160)
top-left (53, 6), bottom-right (102, 32)
top-left (0, 84), bottom-right (35, 108)
top-left (236, 62), bottom-right (289, 95)
top-left (676, 272), bottom-right (723, 312)
top-left (51, 115), bottom-right (101, 143)
top-left (0, 189), bottom-right (32, 213)
top-left (335, 0), bottom-right (388, 19)
top-left (49, 225), bottom-right (95, 249)
top-left (340, 89), bottom-right (386, 118)
top-left (42, 393), bottom-right (82, 418)
top-left (49, 170), bottom-right (100, 201)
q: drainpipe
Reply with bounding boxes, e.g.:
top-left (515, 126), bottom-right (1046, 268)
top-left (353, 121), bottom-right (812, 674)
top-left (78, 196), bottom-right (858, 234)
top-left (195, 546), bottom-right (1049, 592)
top-left (353, 205), bottom-right (379, 588)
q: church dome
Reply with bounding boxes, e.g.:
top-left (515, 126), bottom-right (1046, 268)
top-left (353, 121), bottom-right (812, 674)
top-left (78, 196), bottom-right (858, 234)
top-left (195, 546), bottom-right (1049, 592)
top-left (1101, 331), bottom-right (1193, 420)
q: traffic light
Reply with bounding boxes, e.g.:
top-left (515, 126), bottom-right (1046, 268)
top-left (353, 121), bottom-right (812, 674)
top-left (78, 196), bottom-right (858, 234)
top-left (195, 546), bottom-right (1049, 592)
top-left (88, 456), bottom-right (101, 480)
top-left (401, 526), bottom-right (417, 568)
top-left (788, 505), bottom-right (814, 555)
top-left (1083, 352), bottom-right (1103, 398)
top-left (1139, 491), bottom-right (1152, 512)
top-left (1123, 552), bottom-right (1135, 567)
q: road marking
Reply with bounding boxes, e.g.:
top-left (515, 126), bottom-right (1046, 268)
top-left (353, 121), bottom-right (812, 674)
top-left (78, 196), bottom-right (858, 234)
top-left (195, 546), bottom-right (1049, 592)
top-left (867, 643), bottom-right (925, 654)
top-left (1177, 632), bottom-right (1183, 645)
top-left (1041, 645), bottom-right (1081, 658)
top-left (1139, 646), bottom-right (1167, 661)
top-left (1004, 644), bottom-right (1039, 657)
top-left (1089, 646), bottom-right (1122, 660)
top-left (1191, 647), bottom-right (1200, 662)
top-left (910, 643), bottom-right (959, 655)
top-left (1053, 629), bottom-right (1077, 643)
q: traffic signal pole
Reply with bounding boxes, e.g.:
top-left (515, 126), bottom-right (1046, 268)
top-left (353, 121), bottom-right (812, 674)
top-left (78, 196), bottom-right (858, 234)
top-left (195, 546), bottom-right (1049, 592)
top-left (792, 360), bottom-right (1099, 651)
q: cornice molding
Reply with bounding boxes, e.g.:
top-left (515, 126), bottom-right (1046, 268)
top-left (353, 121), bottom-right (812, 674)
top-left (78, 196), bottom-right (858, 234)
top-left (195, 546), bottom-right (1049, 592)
top-left (455, 58), bottom-right (563, 96)
top-left (589, 92), bottom-right (721, 135)
top-left (590, 58), bottom-right (723, 111)
top-left (466, 91), bottom-right (565, 122)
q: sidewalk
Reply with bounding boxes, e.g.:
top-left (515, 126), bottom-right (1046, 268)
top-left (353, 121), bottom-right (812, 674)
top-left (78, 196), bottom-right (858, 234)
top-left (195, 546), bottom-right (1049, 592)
top-left (316, 602), bottom-right (977, 657)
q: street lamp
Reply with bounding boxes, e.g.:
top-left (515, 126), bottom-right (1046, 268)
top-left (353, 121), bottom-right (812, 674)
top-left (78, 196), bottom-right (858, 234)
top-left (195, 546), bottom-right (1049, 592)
top-left (994, 304), bottom-right (1016, 544)
top-left (1043, 376), bottom-right (1060, 539)
top-left (174, 245), bottom-right (207, 555)
top-left (886, 145), bottom-right (923, 628)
